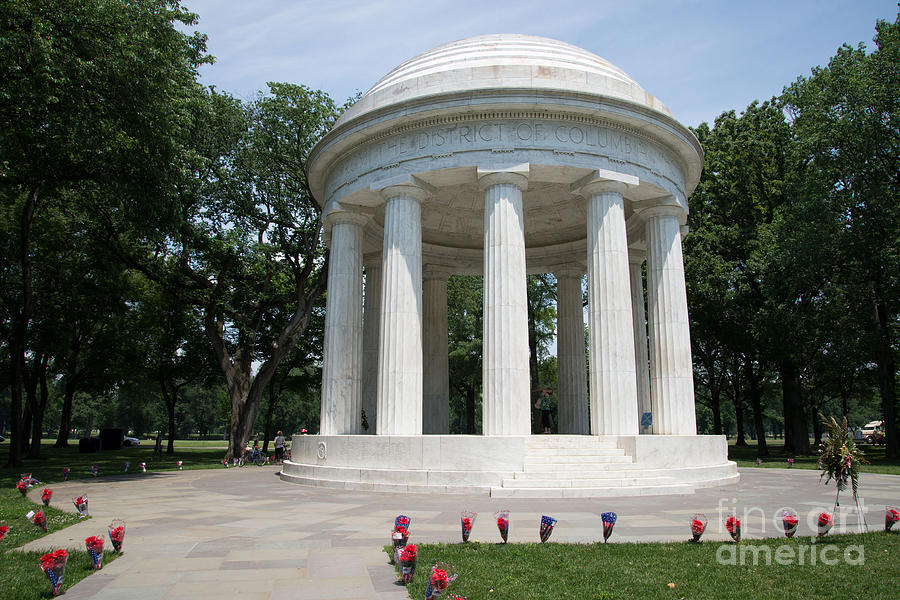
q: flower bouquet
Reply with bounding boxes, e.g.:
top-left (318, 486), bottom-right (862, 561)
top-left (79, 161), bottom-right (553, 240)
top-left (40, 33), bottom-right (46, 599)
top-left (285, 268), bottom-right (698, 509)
top-left (539, 515), bottom-right (557, 543)
top-left (0, 521), bottom-right (9, 541)
top-left (39, 549), bottom-right (68, 596)
top-left (27, 509), bottom-right (48, 532)
top-left (392, 525), bottom-right (409, 563)
top-left (108, 519), bottom-right (126, 552)
top-left (755, 458), bottom-right (762, 467)
top-left (689, 513), bottom-right (707, 542)
top-left (41, 488), bottom-right (53, 507)
top-left (90, 465), bottom-right (98, 477)
top-left (398, 543), bottom-right (417, 584)
top-left (16, 479), bottom-right (28, 496)
top-left (601, 512), bottom-right (617, 543)
top-left (85, 536), bottom-right (104, 570)
top-left (460, 511), bottom-right (476, 543)
top-left (725, 514), bottom-right (741, 542)
top-left (886, 506), bottom-right (899, 532)
top-left (781, 509), bottom-right (799, 538)
top-left (787, 458), bottom-right (794, 468)
top-left (395, 515), bottom-right (411, 530)
top-left (21, 473), bottom-right (39, 486)
top-left (140, 462), bottom-right (147, 473)
top-left (73, 494), bottom-right (89, 518)
top-left (425, 562), bottom-right (458, 599)
top-left (177, 460), bottom-right (183, 470)
top-left (62, 467), bottom-right (70, 481)
top-left (817, 511), bottom-right (834, 537)
top-left (495, 510), bottom-right (510, 543)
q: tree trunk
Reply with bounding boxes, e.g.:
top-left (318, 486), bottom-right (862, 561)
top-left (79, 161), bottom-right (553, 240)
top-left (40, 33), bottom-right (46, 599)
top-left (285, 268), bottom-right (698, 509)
top-left (710, 386), bottom-right (723, 436)
top-left (745, 358), bottom-right (768, 457)
top-left (873, 301), bottom-right (898, 458)
top-left (28, 353), bottom-right (50, 458)
top-left (263, 383), bottom-right (279, 454)
top-left (732, 389), bottom-right (747, 446)
top-left (55, 378), bottom-right (77, 447)
top-left (780, 362), bottom-right (810, 455)
top-left (812, 406), bottom-right (823, 447)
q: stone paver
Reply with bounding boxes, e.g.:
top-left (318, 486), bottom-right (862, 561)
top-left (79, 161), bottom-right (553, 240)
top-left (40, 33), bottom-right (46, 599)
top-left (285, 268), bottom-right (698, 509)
top-left (22, 465), bottom-right (900, 599)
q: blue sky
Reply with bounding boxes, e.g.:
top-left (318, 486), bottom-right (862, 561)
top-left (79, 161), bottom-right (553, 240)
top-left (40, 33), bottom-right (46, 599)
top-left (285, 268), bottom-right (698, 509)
top-left (181, 0), bottom-right (897, 127)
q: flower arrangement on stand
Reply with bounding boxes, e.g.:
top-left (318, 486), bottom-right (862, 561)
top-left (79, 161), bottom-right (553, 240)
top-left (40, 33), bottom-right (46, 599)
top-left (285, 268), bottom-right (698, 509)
top-left (818, 414), bottom-right (868, 529)
top-left (73, 494), bottom-right (89, 518)
top-left (0, 521), bottom-right (9, 541)
top-left (689, 513), bottom-right (707, 542)
top-left (460, 511), bottom-right (476, 543)
top-left (41, 488), bottom-right (53, 507)
top-left (725, 514), bottom-right (741, 542)
top-left (601, 512), bottom-right (617, 543)
top-left (85, 536), bottom-right (105, 570)
top-left (494, 510), bottom-right (510, 543)
top-left (885, 506), bottom-right (899, 532)
top-left (108, 519), bottom-right (126, 552)
top-left (27, 510), bottom-right (48, 532)
top-left (39, 549), bottom-right (68, 596)
top-left (16, 479), bottom-right (28, 496)
top-left (539, 515), bottom-right (557, 543)
top-left (782, 509), bottom-right (799, 538)
top-left (425, 562), bottom-right (458, 599)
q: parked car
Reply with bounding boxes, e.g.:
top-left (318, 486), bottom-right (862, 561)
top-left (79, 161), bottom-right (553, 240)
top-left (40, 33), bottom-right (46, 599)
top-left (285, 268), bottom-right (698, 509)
top-left (859, 420), bottom-right (884, 445)
top-left (123, 436), bottom-right (141, 447)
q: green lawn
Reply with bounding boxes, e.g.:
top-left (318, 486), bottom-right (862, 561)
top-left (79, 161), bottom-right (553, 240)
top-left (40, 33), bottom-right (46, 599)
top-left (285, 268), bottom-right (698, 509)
top-left (393, 533), bottom-right (900, 599)
top-left (727, 438), bottom-right (900, 475)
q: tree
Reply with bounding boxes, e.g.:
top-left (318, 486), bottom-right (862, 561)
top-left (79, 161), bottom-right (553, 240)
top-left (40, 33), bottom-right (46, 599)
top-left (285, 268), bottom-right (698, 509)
top-left (783, 12), bottom-right (900, 457)
top-left (447, 275), bottom-right (483, 433)
top-left (0, 0), bottom-right (208, 466)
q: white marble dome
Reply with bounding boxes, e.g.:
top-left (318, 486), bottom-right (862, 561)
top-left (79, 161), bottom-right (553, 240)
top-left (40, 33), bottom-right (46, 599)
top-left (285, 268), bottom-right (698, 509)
top-left (337, 34), bottom-right (672, 128)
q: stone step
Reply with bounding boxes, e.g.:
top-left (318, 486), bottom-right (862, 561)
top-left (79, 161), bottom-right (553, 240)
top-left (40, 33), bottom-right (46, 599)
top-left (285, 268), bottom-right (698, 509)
top-left (525, 447), bottom-right (627, 457)
top-left (490, 483), bottom-right (697, 498)
top-left (513, 468), bottom-right (663, 480)
top-left (500, 476), bottom-right (675, 488)
top-left (523, 457), bottom-right (633, 471)
top-left (524, 436), bottom-right (620, 449)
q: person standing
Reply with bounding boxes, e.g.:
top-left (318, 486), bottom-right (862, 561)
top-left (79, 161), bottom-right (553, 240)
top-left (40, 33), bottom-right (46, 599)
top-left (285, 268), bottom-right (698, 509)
top-left (534, 388), bottom-right (554, 434)
top-left (274, 430), bottom-right (285, 463)
top-left (154, 432), bottom-right (162, 457)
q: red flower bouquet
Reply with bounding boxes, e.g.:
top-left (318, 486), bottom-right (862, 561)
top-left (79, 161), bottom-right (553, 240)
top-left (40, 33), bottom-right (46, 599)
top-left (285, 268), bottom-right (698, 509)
top-left (690, 513), bottom-right (707, 542)
top-left (725, 514), bottom-right (741, 542)
top-left (108, 519), bottom-right (126, 552)
top-left (540, 515), bottom-right (557, 543)
top-left (817, 511), bottom-right (834, 537)
top-left (85, 536), bottom-right (104, 570)
top-left (495, 510), bottom-right (510, 543)
top-left (41, 488), bottom-right (53, 507)
top-left (391, 523), bottom-right (409, 564)
top-left (73, 494), bottom-right (89, 518)
top-left (398, 543), bottom-right (417, 584)
top-left (39, 549), bottom-right (68, 596)
top-left (16, 479), bottom-right (27, 496)
top-left (886, 506), bottom-right (900, 532)
top-left (781, 509), bottom-right (799, 538)
top-left (27, 509), bottom-right (48, 532)
top-left (460, 511), bottom-right (476, 543)
top-left (0, 521), bottom-right (9, 541)
top-left (425, 562), bottom-right (458, 599)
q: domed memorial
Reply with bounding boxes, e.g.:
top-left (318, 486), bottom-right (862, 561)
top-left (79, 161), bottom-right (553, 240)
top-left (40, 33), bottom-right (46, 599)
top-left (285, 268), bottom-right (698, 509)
top-left (282, 35), bottom-right (737, 497)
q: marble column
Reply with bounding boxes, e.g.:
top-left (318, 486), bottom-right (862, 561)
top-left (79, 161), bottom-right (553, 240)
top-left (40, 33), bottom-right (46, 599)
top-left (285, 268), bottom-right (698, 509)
top-left (361, 259), bottom-right (381, 434)
top-left (583, 181), bottom-right (639, 435)
top-left (376, 185), bottom-right (426, 435)
top-left (320, 212), bottom-right (367, 435)
top-left (629, 252), bottom-right (652, 434)
top-left (481, 171), bottom-right (531, 435)
top-left (643, 205), bottom-right (697, 435)
top-left (555, 268), bottom-right (589, 434)
top-left (423, 269), bottom-right (450, 434)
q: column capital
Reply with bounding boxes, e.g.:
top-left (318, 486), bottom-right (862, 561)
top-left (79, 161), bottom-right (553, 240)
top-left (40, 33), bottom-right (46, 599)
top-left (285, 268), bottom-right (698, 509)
top-left (379, 183), bottom-right (429, 203)
top-left (576, 179), bottom-right (628, 198)
top-left (477, 165), bottom-right (529, 191)
top-left (423, 266), bottom-right (452, 281)
top-left (637, 203), bottom-right (687, 222)
top-left (323, 210), bottom-right (370, 230)
top-left (553, 266), bottom-right (585, 280)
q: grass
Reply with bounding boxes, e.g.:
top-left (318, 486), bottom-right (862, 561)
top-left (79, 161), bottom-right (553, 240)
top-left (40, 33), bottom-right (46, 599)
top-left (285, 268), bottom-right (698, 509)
top-left (392, 533), bottom-right (900, 599)
top-left (727, 438), bottom-right (900, 475)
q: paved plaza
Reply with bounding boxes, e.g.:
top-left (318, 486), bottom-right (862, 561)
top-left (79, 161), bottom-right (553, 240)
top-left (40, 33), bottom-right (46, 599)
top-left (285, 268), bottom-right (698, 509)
top-left (22, 466), bottom-right (900, 599)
